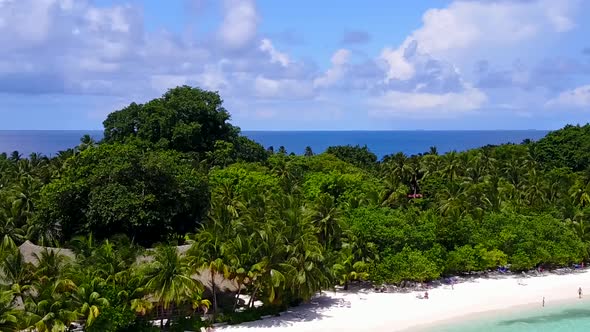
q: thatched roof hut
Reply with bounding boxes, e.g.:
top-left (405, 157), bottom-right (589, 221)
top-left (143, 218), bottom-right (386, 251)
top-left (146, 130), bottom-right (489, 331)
top-left (18, 240), bottom-right (75, 264)
top-left (16, 241), bottom-right (239, 293)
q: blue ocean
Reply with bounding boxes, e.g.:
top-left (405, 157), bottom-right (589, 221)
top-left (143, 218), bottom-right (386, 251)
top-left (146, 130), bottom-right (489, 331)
top-left (0, 130), bottom-right (549, 158)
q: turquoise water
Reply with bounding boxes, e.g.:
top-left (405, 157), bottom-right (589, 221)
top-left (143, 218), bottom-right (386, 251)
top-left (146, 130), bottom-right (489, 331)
top-left (432, 301), bottom-right (590, 332)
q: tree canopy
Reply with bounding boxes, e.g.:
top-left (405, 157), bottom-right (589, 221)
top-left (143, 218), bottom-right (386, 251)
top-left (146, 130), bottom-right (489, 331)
top-left (34, 143), bottom-right (209, 246)
top-left (103, 86), bottom-right (238, 153)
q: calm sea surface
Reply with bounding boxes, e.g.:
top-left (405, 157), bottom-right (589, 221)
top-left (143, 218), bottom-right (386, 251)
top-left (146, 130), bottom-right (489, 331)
top-left (0, 130), bottom-right (549, 158)
top-left (430, 301), bottom-right (590, 332)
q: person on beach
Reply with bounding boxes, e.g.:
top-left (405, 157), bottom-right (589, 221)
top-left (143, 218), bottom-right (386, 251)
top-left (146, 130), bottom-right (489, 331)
top-left (542, 297), bottom-right (545, 307)
top-left (579, 287), bottom-right (583, 299)
top-left (424, 291), bottom-right (429, 299)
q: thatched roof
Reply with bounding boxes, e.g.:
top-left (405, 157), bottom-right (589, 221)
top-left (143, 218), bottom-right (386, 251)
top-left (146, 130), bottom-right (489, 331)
top-left (17, 241), bottom-right (239, 293)
top-left (18, 240), bottom-right (75, 264)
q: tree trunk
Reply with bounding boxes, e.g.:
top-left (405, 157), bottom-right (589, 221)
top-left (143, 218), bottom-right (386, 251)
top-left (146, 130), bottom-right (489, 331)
top-left (344, 279), bottom-right (349, 291)
top-left (166, 304), bottom-right (173, 329)
top-left (233, 281), bottom-right (243, 311)
top-left (248, 286), bottom-right (259, 308)
top-left (211, 270), bottom-right (218, 314)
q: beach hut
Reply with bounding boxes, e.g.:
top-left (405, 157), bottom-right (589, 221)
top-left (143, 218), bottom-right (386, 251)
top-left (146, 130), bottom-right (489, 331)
top-left (18, 240), bottom-right (75, 264)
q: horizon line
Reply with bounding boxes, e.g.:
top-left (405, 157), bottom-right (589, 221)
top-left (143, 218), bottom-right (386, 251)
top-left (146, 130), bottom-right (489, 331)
top-left (0, 128), bottom-right (554, 132)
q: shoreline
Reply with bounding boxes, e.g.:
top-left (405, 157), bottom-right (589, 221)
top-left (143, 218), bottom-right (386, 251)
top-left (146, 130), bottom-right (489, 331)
top-left (407, 296), bottom-right (587, 331)
top-left (219, 270), bottom-right (590, 332)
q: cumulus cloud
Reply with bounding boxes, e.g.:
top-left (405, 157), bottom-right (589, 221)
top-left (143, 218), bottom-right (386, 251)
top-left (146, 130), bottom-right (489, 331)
top-left (378, 0), bottom-right (581, 85)
top-left (259, 39), bottom-right (290, 67)
top-left (253, 75), bottom-right (314, 99)
top-left (0, 0), bottom-right (310, 102)
top-left (0, 0), bottom-right (587, 128)
top-left (546, 85), bottom-right (590, 108)
top-left (369, 85), bottom-right (487, 115)
top-left (476, 57), bottom-right (590, 91)
top-left (371, 0), bottom-right (582, 116)
top-left (313, 49), bottom-right (351, 88)
top-left (217, 0), bottom-right (259, 49)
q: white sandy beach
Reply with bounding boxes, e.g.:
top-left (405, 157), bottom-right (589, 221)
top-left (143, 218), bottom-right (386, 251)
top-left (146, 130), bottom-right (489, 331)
top-left (219, 270), bottom-right (590, 332)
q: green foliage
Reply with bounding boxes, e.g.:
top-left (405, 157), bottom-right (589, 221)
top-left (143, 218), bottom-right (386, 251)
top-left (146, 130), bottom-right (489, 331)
top-left (209, 164), bottom-right (280, 198)
top-left (103, 86), bottom-right (239, 155)
top-left (445, 245), bottom-right (507, 274)
top-left (374, 247), bottom-right (442, 284)
top-left (325, 145), bottom-right (378, 170)
top-left (34, 143), bottom-right (209, 245)
top-left (531, 124), bottom-right (590, 171)
top-left (4, 89), bottom-right (590, 329)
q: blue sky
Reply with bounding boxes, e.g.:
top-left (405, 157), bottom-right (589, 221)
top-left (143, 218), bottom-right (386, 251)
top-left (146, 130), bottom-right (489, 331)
top-left (1, 0), bottom-right (590, 130)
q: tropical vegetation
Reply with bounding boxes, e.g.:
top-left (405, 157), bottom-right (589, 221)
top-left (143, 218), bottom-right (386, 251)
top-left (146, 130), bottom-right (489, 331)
top-left (1, 86), bottom-right (590, 330)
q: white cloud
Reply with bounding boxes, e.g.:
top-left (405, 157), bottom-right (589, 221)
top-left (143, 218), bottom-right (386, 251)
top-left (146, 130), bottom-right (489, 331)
top-left (405, 0), bottom-right (576, 57)
top-left (546, 85), bottom-right (590, 108)
top-left (0, 0), bottom-right (586, 128)
top-left (313, 49), bottom-right (351, 88)
top-left (378, 0), bottom-right (580, 82)
top-left (217, 0), bottom-right (258, 49)
top-left (197, 64), bottom-right (228, 91)
top-left (380, 47), bottom-right (416, 81)
top-left (372, 0), bottom-right (581, 117)
top-left (369, 85), bottom-right (487, 115)
top-left (259, 39), bottom-right (289, 67)
top-left (85, 6), bottom-right (131, 33)
top-left (253, 75), bottom-right (314, 99)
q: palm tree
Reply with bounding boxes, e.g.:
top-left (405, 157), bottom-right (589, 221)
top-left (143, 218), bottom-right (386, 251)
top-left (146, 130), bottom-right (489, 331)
top-left (0, 249), bottom-right (34, 305)
top-left (272, 158), bottom-right (302, 193)
top-left (382, 152), bottom-right (412, 183)
top-left (427, 146), bottom-right (439, 156)
top-left (12, 175), bottom-right (41, 220)
top-left (26, 296), bottom-right (78, 332)
top-left (189, 231), bottom-right (226, 315)
top-left (188, 193), bottom-right (240, 314)
top-left (144, 245), bottom-right (201, 328)
top-left (279, 195), bottom-right (328, 302)
top-left (407, 156), bottom-right (424, 196)
top-left (82, 239), bottom-right (139, 283)
top-left (523, 169), bottom-right (547, 209)
top-left (307, 194), bottom-right (342, 250)
top-left (438, 182), bottom-right (466, 217)
top-left (571, 178), bottom-right (590, 208)
top-left (0, 197), bottom-right (26, 248)
top-left (567, 211), bottom-right (590, 241)
top-left (26, 279), bottom-right (78, 332)
top-left (502, 158), bottom-right (525, 190)
top-left (0, 290), bottom-right (19, 332)
top-left (77, 134), bottom-right (97, 152)
top-left (464, 153), bottom-right (487, 184)
top-left (441, 151), bottom-right (462, 182)
top-left (223, 233), bottom-right (253, 310)
top-left (9, 152), bottom-right (21, 162)
top-left (72, 277), bottom-right (109, 328)
top-left (33, 249), bottom-right (70, 284)
top-left (381, 174), bottom-right (409, 208)
top-left (332, 243), bottom-right (369, 291)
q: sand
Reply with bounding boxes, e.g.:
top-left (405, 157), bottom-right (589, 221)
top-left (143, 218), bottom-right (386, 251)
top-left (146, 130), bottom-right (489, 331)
top-left (218, 270), bottom-right (590, 332)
